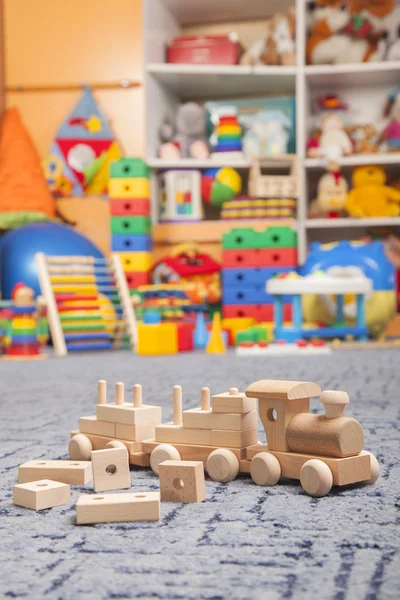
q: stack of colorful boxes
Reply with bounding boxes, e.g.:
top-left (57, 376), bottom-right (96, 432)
top-left (221, 226), bottom-right (298, 322)
top-left (211, 108), bottom-right (243, 159)
top-left (109, 158), bottom-right (153, 289)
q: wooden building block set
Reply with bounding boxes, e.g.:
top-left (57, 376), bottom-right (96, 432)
top-left (221, 226), bottom-right (297, 322)
top-left (109, 158), bottom-right (153, 289)
top-left (35, 253), bottom-right (138, 355)
top-left (12, 377), bottom-right (380, 526)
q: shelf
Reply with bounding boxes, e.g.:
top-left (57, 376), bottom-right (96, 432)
top-left (154, 218), bottom-right (296, 244)
top-left (161, 0), bottom-right (295, 25)
top-left (306, 217), bottom-right (400, 229)
top-left (148, 158), bottom-right (251, 169)
top-left (305, 154), bottom-right (400, 169)
top-left (146, 63), bottom-right (296, 100)
top-left (305, 61), bottom-right (400, 88)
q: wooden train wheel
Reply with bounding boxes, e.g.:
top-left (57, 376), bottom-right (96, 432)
top-left (250, 452), bottom-right (281, 486)
top-left (300, 459), bottom-right (333, 497)
top-left (364, 452), bottom-right (380, 484)
top-left (69, 434), bottom-right (93, 461)
top-left (206, 448), bottom-right (239, 483)
top-left (150, 444), bottom-right (181, 475)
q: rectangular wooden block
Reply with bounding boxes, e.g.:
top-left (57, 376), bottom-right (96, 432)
top-left (96, 403), bottom-right (162, 426)
top-left (130, 451), bottom-right (151, 467)
top-left (91, 448), bottom-right (131, 492)
top-left (142, 440), bottom-right (246, 464)
top-left (182, 408), bottom-right (258, 431)
top-left (76, 491), bottom-right (160, 524)
top-left (79, 416), bottom-right (116, 438)
top-left (159, 460), bottom-right (206, 503)
top-left (245, 445), bottom-right (371, 486)
top-left (70, 430), bottom-right (142, 454)
top-left (18, 460), bottom-right (93, 485)
top-left (154, 424), bottom-right (212, 446)
top-left (239, 460), bottom-right (251, 473)
top-left (115, 422), bottom-right (159, 442)
top-left (211, 427), bottom-right (259, 449)
top-left (212, 392), bottom-right (257, 414)
top-left (13, 479), bottom-right (70, 510)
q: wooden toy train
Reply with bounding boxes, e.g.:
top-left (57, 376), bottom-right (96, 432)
top-left (69, 379), bottom-right (379, 497)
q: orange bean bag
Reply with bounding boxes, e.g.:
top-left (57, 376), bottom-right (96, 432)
top-left (0, 108), bottom-right (56, 229)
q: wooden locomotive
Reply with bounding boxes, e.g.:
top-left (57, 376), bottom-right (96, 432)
top-left (69, 379), bottom-right (379, 497)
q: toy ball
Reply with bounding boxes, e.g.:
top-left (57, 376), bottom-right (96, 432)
top-left (201, 167), bottom-right (242, 207)
top-left (0, 222), bottom-right (104, 299)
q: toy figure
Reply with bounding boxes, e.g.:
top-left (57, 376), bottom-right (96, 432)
top-left (2, 283), bottom-right (48, 361)
top-left (379, 89), bottom-right (400, 151)
top-left (241, 8), bottom-right (296, 66)
top-left (159, 103), bottom-right (209, 160)
top-left (308, 113), bottom-right (353, 160)
top-left (346, 123), bottom-right (378, 153)
top-left (345, 165), bottom-right (400, 217)
top-left (385, 6), bottom-right (400, 60)
top-left (309, 163), bottom-right (348, 218)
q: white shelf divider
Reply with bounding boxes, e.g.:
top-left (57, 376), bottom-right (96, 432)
top-left (306, 217), bottom-right (400, 229)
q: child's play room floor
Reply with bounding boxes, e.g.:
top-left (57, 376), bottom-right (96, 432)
top-left (0, 349), bottom-right (399, 600)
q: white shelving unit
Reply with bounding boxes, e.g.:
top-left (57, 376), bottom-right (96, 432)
top-left (143, 0), bottom-right (400, 263)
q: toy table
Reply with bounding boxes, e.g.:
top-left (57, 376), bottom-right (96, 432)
top-left (267, 275), bottom-right (372, 342)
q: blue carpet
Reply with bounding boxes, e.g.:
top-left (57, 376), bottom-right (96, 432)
top-left (0, 349), bottom-right (399, 599)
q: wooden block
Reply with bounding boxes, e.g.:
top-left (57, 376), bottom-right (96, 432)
top-left (96, 403), bottom-right (162, 426)
top-left (245, 444), bottom-right (371, 486)
top-left (211, 427), bottom-right (259, 449)
top-left (116, 422), bottom-right (159, 442)
top-left (212, 388), bottom-right (257, 414)
top-left (183, 409), bottom-right (258, 431)
top-left (154, 424), bottom-right (212, 445)
top-left (239, 460), bottom-right (251, 473)
top-left (130, 451), bottom-right (151, 467)
top-left (142, 440), bottom-right (246, 465)
top-left (159, 460), bottom-right (206, 503)
top-left (286, 414), bottom-right (364, 458)
top-left (258, 397), bottom-right (310, 452)
top-left (13, 479), bottom-right (70, 510)
top-left (70, 430), bottom-right (142, 454)
top-left (79, 416), bottom-right (116, 438)
top-left (76, 491), bottom-right (160, 524)
top-left (18, 460), bottom-right (93, 485)
top-left (245, 379), bottom-right (321, 401)
top-left (91, 448), bottom-right (131, 492)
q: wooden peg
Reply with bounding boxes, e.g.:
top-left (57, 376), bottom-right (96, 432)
top-left (201, 387), bottom-right (210, 411)
top-left (116, 382), bottom-right (124, 406)
top-left (320, 390), bottom-right (349, 418)
top-left (229, 387), bottom-right (239, 395)
top-left (133, 384), bottom-right (143, 408)
top-left (173, 385), bottom-right (182, 426)
top-left (98, 380), bottom-right (107, 404)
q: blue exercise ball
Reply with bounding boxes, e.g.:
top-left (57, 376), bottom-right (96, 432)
top-left (0, 222), bottom-right (104, 298)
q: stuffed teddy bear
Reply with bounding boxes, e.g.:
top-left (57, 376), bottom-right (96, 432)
top-left (241, 8), bottom-right (296, 66)
top-left (309, 163), bottom-right (348, 217)
top-left (159, 103), bottom-right (209, 160)
top-left (345, 165), bottom-right (400, 217)
top-left (346, 123), bottom-right (378, 153)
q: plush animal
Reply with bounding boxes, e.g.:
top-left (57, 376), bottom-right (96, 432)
top-left (159, 103), bottom-right (209, 160)
top-left (309, 164), bottom-right (348, 217)
top-left (378, 89), bottom-right (400, 151)
top-left (241, 9), bottom-right (296, 66)
top-left (346, 123), bottom-right (378, 153)
top-left (345, 165), bottom-right (400, 217)
top-left (307, 0), bottom-right (387, 64)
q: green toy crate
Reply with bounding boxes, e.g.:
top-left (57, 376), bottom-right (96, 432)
top-left (236, 326), bottom-right (269, 345)
top-left (260, 226), bottom-right (297, 249)
top-left (110, 158), bottom-right (151, 180)
top-left (110, 216), bottom-right (152, 235)
top-left (222, 228), bottom-right (261, 250)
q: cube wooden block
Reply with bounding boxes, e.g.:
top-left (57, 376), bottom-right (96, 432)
top-left (211, 427), bottom-right (259, 449)
top-left (13, 479), bottom-right (70, 510)
top-left (115, 422), bottom-right (159, 442)
top-left (212, 391), bottom-right (257, 414)
top-left (76, 491), bottom-right (160, 524)
top-left (18, 460), bottom-right (93, 485)
top-left (159, 461), bottom-right (206, 503)
top-left (182, 409), bottom-right (258, 431)
top-left (79, 416), bottom-right (116, 438)
top-left (91, 448), bottom-right (131, 492)
top-left (154, 424), bottom-right (212, 446)
top-left (96, 403), bottom-right (162, 426)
